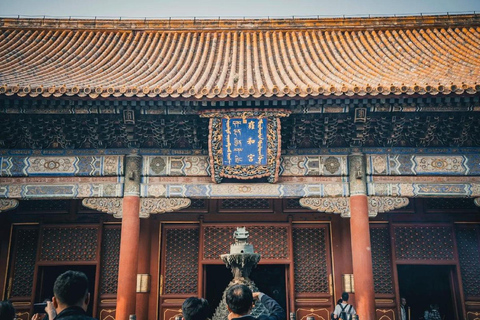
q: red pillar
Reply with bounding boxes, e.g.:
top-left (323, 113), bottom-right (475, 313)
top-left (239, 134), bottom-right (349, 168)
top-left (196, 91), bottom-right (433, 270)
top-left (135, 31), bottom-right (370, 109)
top-left (136, 218), bottom-right (152, 320)
top-left (348, 153), bottom-right (375, 320)
top-left (349, 195), bottom-right (375, 320)
top-left (116, 154), bottom-right (142, 320)
top-left (116, 196), bottom-right (140, 320)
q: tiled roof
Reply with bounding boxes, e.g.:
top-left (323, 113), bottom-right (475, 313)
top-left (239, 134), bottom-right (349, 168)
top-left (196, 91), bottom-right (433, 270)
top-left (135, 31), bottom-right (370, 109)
top-left (0, 14), bottom-right (479, 99)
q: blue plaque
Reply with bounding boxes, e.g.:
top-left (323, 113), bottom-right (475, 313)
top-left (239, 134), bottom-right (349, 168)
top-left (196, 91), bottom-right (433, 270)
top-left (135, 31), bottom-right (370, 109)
top-left (222, 118), bottom-right (267, 166)
top-left (200, 109), bottom-right (290, 183)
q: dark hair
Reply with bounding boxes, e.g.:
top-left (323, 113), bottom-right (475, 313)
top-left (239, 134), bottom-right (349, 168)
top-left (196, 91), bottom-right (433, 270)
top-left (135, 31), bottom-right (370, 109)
top-left (53, 271), bottom-right (89, 306)
top-left (341, 292), bottom-right (349, 302)
top-left (0, 300), bottom-right (16, 320)
top-left (226, 284), bottom-right (253, 315)
top-left (182, 297), bottom-right (209, 320)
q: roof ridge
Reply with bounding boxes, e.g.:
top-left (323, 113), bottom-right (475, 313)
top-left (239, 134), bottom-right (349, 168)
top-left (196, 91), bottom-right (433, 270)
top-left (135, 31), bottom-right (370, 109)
top-left (0, 13), bottom-right (479, 32)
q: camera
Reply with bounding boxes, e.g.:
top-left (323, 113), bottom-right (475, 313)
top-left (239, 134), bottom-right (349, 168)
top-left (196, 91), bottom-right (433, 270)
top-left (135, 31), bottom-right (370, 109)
top-left (33, 302), bottom-right (47, 314)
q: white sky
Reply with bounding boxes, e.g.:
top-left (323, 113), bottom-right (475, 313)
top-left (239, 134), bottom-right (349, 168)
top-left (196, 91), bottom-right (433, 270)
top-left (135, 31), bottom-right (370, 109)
top-left (0, 0), bottom-right (479, 19)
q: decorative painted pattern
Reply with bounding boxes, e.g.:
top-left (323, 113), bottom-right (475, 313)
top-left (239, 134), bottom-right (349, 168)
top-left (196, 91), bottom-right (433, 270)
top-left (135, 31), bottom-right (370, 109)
top-left (144, 155), bottom-right (349, 177)
top-left (142, 182), bottom-right (349, 198)
top-left (299, 196), bottom-right (409, 217)
top-left (0, 199), bottom-right (19, 212)
top-left (82, 198), bottom-right (123, 218)
top-left (2, 181), bottom-right (479, 199)
top-left (299, 197), bottom-right (349, 216)
top-left (369, 183), bottom-right (480, 197)
top-left (0, 183), bottom-right (123, 198)
top-left (143, 156), bottom-right (209, 176)
top-left (281, 155), bottom-right (347, 176)
top-left (139, 198), bottom-right (191, 218)
top-left (82, 197), bottom-right (191, 218)
top-left (0, 156), bottom-right (123, 176)
top-left (1, 155), bottom-right (347, 178)
top-left (367, 154), bottom-right (480, 175)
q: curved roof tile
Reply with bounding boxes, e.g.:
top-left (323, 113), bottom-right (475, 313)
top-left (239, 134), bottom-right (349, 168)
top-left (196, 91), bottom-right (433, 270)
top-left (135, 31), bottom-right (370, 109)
top-left (0, 14), bottom-right (479, 99)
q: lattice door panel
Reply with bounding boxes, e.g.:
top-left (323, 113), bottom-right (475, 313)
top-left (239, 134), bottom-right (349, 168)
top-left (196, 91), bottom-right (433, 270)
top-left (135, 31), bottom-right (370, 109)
top-left (203, 225), bottom-right (289, 260)
top-left (370, 226), bottom-right (394, 294)
top-left (100, 226), bottom-right (121, 295)
top-left (8, 226), bottom-right (39, 298)
top-left (40, 226), bottom-right (99, 262)
top-left (162, 226), bottom-right (199, 294)
top-left (292, 225), bottom-right (330, 294)
top-left (394, 225), bottom-right (455, 261)
top-left (455, 225), bottom-right (480, 298)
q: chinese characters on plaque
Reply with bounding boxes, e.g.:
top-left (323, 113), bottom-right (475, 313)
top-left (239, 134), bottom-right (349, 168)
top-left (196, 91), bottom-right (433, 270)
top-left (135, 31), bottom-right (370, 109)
top-left (200, 109), bottom-right (290, 183)
top-left (222, 118), bottom-right (267, 166)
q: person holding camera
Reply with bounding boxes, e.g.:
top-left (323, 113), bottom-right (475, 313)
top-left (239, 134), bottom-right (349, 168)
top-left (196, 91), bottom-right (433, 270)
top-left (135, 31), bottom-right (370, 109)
top-left (226, 284), bottom-right (285, 320)
top-left (32, 270), bottom-right (96, 320)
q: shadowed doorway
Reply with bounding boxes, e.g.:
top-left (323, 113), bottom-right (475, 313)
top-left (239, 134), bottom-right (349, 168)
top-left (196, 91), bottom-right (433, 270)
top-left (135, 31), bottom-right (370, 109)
top-left (205, 264), bottom-right (287, 318)
top-left (397, 265), bottom-right (458, 320)
top-left (35, 265), bottom-right (96, 316)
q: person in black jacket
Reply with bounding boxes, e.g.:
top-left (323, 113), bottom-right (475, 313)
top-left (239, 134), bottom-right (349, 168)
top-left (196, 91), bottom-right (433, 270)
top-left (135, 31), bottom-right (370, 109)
top-left (182, 297), bottom-right (209, 320)
top-left (0, 300), bottom-right (16, 320)
top-left (32, 270), bottom-right (96, 320)
top-left (226, 284), bottom-right (285, 320)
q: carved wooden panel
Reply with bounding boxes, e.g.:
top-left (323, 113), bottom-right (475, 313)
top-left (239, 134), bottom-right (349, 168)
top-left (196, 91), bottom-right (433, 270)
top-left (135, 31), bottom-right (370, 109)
top-left (455, 225), bottom-right (480, 297)
top-left (371, 226), bottom-right (394, 294)
top-left (295, 307), bottom-right (330, 320)
top-left (164, 227), bottom-right (199, 294)
top-left (190, 199), bottom-right (207, 209)
top-left (220, 199), bottom-right (271, 210)
top-left (375, 308), bottom-right (396, 320)
top-left (99, 308), bottom-right (116, 320)
top-left (100, 227), bottom-right (121, 295)
top-left (425, 198), bottom-right (479, 212)
top-left (17, 199), bottom-right (69, 213)
top-left (203, 226), bottom-right (289, 260)
top-left (394, 226), bottom-right (454, 261)
top-left (286, 199), bottom-right (303, 209)
top-left (10, 227), bottom-right (39, 297)
top-left (466, 311), bottom-right (480, 320)
top-left (0, 113), bottom-right (209, 150)
top-left (13, 310), bottom-right (30, 320)
top-left (292, 226), bottom-right (329, 293)
top-left (163, 308), bottom-right (182, 320)
top-left (40, 226), bottom-right (99, 261)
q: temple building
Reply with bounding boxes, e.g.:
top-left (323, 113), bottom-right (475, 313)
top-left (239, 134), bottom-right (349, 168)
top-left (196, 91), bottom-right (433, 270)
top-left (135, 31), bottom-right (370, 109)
top-left (1, 13), bottom-right (480, 320)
